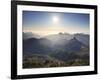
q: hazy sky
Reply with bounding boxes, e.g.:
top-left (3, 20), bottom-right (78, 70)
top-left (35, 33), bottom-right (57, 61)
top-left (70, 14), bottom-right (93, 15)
top-left (23, 11), bottom-right (90, 36)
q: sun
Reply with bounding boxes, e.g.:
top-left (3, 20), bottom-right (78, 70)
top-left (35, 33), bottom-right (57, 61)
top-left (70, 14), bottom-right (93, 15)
top-left (52, 16), bottom-right (59, 23)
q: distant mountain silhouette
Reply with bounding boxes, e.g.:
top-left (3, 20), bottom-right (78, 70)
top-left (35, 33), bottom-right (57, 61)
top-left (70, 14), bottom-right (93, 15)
top-left (23, 32), bottom-right (89, 45)
top-left (74, 33), bottom-right (89, 46)
top-left (23, 32), bottom-right (41, 40)
top-left (44, 33), bottom-right (89, 46)
top-left (64, 37), bottom-right (87, 52)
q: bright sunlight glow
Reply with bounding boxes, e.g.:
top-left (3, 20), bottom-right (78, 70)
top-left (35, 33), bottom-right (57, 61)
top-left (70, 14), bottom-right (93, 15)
top-left (52, 16), bottom-right (59, 23)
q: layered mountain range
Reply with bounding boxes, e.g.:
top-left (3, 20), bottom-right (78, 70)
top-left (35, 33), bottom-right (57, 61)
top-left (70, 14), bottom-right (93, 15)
top-left (23, 32), bottom-right (89, 68)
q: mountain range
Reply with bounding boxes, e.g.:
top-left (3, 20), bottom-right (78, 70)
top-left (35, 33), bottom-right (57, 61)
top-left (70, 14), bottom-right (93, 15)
top-left (23, 32), bottom-right (89, 68)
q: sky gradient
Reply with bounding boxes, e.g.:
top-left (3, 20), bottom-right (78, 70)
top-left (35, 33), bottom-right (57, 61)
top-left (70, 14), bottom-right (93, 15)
top-left (22, 11), bottom-right (90, 36)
